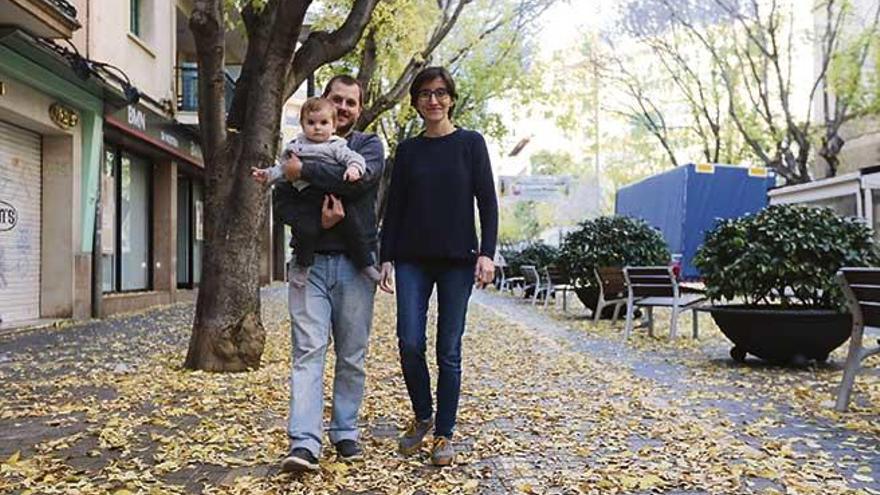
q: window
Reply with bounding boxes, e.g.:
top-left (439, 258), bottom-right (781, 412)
top-left (176, 176), bottom-right (203, 288)
top-left (130, 0), bottom-right (141, 36)
top-left (102, 144), bottom-right (152, 293)
top-left (807, 195), bottom-right (858, 218)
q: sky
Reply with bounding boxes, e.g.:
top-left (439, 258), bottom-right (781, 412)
top-left (490, 1), bottom-right (613, 176)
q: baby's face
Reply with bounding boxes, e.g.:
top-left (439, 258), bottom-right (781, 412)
top-left (302, 109), bottom-right (336, 142)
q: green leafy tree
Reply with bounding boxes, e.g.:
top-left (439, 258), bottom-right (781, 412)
top-left (529, 150), bottom-right (580, 176)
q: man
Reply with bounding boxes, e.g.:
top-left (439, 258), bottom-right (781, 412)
top-left (273, 75), bottom-right (385, 472)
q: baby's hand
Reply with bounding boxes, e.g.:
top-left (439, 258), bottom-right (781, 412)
top-left (251, 167), bottom-right (270, 184)
top-left (343, 165), bottom-right (363, 182)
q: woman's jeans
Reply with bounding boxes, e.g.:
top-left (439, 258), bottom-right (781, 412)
top-left (395, 261), bottom-right (474, 438)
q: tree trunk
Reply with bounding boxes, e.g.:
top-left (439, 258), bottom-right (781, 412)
top-left (183, 0), bottom-right (378, 372)
top-left (185, 133), bottom-right (269, 372)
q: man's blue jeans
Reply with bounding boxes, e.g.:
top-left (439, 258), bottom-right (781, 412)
top-left (395, 261), bottom-right (474, 438)
top-left (287, 254), bottom-right (376, 457)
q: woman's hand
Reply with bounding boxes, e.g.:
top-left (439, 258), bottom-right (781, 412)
top-left (474, 256), bottom-right (495, 288)
top-left (379, 262), bottom-right (395, 294)
top-left (321, 194), bottom-right (345, 229)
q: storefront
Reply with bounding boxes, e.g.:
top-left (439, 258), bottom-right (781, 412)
top-left (0, 33), bottom-right (105, 327)
top-left (99, 102), bottom-right (205, 315)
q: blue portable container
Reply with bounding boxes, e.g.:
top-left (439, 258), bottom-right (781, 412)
top-left (614, 163), bottom-right (776, 279)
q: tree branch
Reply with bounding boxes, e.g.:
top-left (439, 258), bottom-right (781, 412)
top-left (284, 0), bottom-right (380, 100)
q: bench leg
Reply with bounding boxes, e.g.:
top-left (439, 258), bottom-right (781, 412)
top-left (624, 296), bottom-right (635, 339)
top-left (562, 289), bottom-right (568, 312)
top-left (669, 304), bottom-right (680, 339)
top-left (836, 324), bottom-right (866, 411)
top-left (692, 309), bottom-right (699, 339)
top-left (612, 302), bottom-right (623, 323)
top-left (594, 299), bottom-right (604, 323)
top-left (647, 307), bottom-right (655, 338)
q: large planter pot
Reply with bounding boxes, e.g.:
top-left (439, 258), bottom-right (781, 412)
top-left (574, 287), bottom-right (627, 319)
top-left (707, 305), bottom-right (852, 364)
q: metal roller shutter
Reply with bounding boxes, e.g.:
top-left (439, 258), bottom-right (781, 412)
top-left (0, 120), bottom-right (42, 325)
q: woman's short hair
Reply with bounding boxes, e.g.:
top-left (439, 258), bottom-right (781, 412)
top-left (299, 97), bottom-right (337, 125)
top-left (409, 66), bottom-right (457, 119)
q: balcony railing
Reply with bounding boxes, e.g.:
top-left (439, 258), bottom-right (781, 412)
top-left (176, 64), bottom-right (236, 114)
top-left (48, 0), bottom-right (77, 18)
top-left (0, 0), bottom-right (81, 38)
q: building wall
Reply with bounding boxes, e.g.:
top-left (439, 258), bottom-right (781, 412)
top-left (813, 0), bottom-right (880, 176)
top-left (87, 0), bottom-right (176, 111)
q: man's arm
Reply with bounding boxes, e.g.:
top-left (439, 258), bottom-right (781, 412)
top-left (300, 134), bottom-right (384, 198)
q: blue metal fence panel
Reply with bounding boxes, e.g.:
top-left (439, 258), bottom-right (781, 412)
top-left (615, 164), bottom-right (775, 279)
top-left (681, 165), bottom-right (774, 278)
top-left (615, 166), bottom-right (688, 260)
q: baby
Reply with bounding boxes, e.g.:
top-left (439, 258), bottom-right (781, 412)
top-left (252, 97), bottom-right (381, 287)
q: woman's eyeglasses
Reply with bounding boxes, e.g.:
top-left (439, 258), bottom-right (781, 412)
top-left (416, 88), bottom-right (451, 101)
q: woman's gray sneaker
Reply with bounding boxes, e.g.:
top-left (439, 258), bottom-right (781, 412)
top-left (398, 417), bottom-right (433, 455)
top-left (281, 447), bottom-right (320, 472)
top-left (431, 436), bottom-right (455, 466)
top-left (335, 439), bottom-right (363, 462)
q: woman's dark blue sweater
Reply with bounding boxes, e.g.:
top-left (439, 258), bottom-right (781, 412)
top-left (380, 128), bottom-right (498, 264)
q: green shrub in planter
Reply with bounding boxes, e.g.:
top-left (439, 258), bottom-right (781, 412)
top-left (694, 204), bottom-right (879, 309)
top-left (558, 216), bottom-right (670, 288)
top-left (502, 241), bottom-right (560, 275)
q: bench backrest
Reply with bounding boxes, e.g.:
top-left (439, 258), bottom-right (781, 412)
top-left (624, 266), bottom-right (676, 298)
top-left (839, 267), bottom-right (880, 327)
top-left (544, 265), bottom-right (568, 285)
top-left (595, 267), bottom-right (626, 296)
top-left (521, 265), bottom-right (540, 285)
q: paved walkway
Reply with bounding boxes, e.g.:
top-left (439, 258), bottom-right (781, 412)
top-left (0, 287), bottom-right (878, 494)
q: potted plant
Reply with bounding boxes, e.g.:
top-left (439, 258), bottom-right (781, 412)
top-left (694, 204), bottom-right (879, 364)
top-left (558, 216), bottom-right (670, 317)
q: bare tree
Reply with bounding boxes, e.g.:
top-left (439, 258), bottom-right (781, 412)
top-left (184, 0), bottom-right (378, 372)
top-left (664, 0), bottom-right (880, 182)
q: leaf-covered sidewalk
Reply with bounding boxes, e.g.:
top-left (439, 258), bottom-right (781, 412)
top-left (2, 287), bottom-right (880, 494)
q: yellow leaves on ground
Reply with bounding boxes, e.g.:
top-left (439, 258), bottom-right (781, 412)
top-left (1, 290), bottom-right (879, 493)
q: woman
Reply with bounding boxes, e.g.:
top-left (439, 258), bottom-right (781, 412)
top-left (378, 66), bottom-right (498, 466)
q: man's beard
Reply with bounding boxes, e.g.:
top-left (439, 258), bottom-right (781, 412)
top-left (336, 113), bottom-right (355, 136)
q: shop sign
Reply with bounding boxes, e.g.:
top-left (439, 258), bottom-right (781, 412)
top-left (498, 175), bottom-right (573, 200)
top-left (108, 104), bottom-right (203, 166)
top-left (49, 103), bottom-right (79, 130)
top-left (0, 200), bottom-right (16, 232)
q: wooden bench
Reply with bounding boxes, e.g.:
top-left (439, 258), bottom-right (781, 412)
top-left (594, 267), bottom-right (628, 323)
top-left (835, 267), bottom-right (880, 411)
top-left (623, 266), bottom-right (706, 339)
top-left (542, 265), bottom-right (574, 311)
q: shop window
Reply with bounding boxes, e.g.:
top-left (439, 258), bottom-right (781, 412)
top-left (102, 144), bottom-right (152, 293)
top-left (176, 175), bottom-right (203, 288)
